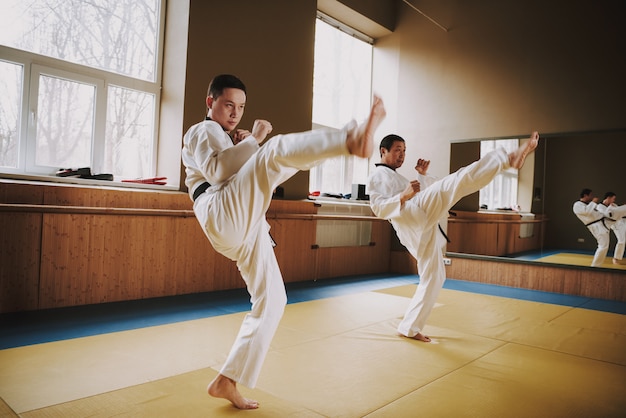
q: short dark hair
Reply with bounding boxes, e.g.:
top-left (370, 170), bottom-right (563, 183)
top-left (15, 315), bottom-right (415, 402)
top-left (379, 134), bottom-right (405, 156)
top-left (604, 191), bottom-right (616, 200)
top-left (580, 188), bottom-right (592, 198)
top-left (207, 74), bottom-right (247, 99)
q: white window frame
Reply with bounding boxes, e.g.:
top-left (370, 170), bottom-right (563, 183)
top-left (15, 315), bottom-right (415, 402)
top-left (0, 1), bottom-right (166, 188)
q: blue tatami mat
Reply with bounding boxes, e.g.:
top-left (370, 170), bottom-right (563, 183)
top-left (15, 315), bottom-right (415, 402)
top-left (0, 274), bottom-right (623, 350)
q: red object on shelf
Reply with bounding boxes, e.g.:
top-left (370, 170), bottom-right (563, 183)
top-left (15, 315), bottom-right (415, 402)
top-left (122, 177), bottom-right (167, 185)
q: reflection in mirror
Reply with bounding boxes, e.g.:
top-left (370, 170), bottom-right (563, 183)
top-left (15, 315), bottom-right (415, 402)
top-left (447, 130), bottom-right (626, 271)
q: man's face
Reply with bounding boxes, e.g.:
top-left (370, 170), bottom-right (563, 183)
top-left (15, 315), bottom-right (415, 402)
top-left (207, 87), bottom-right (246, 133)
top-left (381, 140), bottom-right (406, 169)
top-left (606, 195), bottom-right (616, 205)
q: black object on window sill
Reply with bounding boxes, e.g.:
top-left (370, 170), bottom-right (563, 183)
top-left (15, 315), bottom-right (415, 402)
top-left (55, 168), bottom-right (113, 181)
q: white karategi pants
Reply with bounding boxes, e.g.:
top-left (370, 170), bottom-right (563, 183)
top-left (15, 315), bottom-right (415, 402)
top-left (587, 222), bottom-right (610, 267)
top-left (608, 205), bottom-right (626, 261)
top-left (612, 219), bottom-right (626, 260)
top-left (394, 148), bottom-right (509, 337)
top-left (192, 127), bottom-right (349, 388)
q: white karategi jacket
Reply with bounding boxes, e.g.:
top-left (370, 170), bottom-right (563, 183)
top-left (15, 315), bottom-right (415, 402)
top-left (597, 202), bottom-right (626, 261)
top-left (573, 200), bottom-right (610, 266)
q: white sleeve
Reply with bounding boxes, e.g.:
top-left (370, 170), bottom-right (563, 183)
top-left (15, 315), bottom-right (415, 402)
top-left (187, 122), bottom-right (259, 185)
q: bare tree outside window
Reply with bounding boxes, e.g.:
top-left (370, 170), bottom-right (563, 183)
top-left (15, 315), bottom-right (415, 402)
top-left (0, 60), bottom-right (22, 168)
top-left (105, 86), bottom-right (155, 178)
top-left (35, 74), bottom-right (94, 168)
top-left (0, 0), bottom-right (161, 180)
top-left (0, 0), bottom-right (158, 81)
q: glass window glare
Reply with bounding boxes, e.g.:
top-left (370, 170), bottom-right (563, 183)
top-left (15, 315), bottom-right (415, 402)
top-left (0, 0), bottom-right (162, 182)
top-left (310, 15), bottom-right (373, 196)
top-left (0, 60), bottom-right (23, 168)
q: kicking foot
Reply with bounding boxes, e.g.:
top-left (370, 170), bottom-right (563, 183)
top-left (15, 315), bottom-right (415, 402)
top-left (208, 374), bottom-right (259, 410)
top-left (346, 95), bottom-right (386, 158)
top-left (509, 131), bottom-right (539, 169)
top-left (403, 332), bottom-right (431, 342)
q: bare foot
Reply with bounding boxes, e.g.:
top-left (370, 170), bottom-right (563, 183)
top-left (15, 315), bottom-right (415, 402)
top-left (402, 332), bottom-right (431, 342)
top-left (613, 258), bottom-right (621, 265)
top-left (509, 131), bottom-right (539, 169)
top-left (208, 374), bottom-right (259, 410)
top-left (347, 95), bottom-right (386, 158)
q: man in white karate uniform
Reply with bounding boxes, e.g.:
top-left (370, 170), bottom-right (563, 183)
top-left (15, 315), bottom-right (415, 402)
top-left (368, 132), bottom-right (539, 342)
top-left (181, 74), bottom-right (386, 409)
top-left (573, 189), bottom-right (613, 267)
top-left (598, 192), bottom-right (626, 264)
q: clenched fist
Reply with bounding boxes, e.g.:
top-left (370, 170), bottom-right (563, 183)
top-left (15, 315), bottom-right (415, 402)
top-left (251, 119), bottom-right (273, 144)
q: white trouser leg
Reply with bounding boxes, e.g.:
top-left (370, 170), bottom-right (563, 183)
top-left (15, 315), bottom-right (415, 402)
top-left (589, 224), bottom-right (610, 267)
top-left (397, 230), bottom-right (447, 337)
top-left (195, 127), bottom-right (348, 388)
top-left (612, 222), bottom-right (626, 260)
top-left (218, 225), bottom-right (286, 388)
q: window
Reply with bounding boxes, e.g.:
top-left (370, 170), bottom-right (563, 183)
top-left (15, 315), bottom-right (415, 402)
top-left (309, 13), bottom-right (373, 197)
top-left (0, 0), bottom-right (163, 182)
top-left (479, 139), bottom-right (520, 210)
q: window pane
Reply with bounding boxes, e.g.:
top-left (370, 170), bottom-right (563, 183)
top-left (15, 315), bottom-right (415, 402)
top-left (312, 18), bottom-right (372, 128)
top-left (104, 85), bottom-right (155, 178)
top-left (480, 139), bottom-right (519, 210)
top-left (35, 74), bottom-right (94, 168)
top-left (0, 0), bottom-right (159, 82)
top-left (310, 16), bottom-right (373, 195)
top-left (0, 60), bottom-right (22, 168)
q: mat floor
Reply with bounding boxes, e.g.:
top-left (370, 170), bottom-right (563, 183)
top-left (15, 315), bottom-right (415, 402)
top-left (1, 274), bottom-right (625, 417)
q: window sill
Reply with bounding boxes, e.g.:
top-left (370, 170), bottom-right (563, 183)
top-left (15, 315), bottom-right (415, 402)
top-left (0, 173), bottom-right (179, 192)
top-left (306, 195), bottom-right (371, 207)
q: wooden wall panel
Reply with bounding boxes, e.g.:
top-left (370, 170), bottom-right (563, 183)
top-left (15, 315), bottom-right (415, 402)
top-left (447, 211), bottom-right (547, 256)
top-left (315, 245), bottom-right (385, 279)
top-left (0, 212), bottom-right (41, 312)
top-left (42, 185), bottom-right (191, 210)
top-left (445, 255), bottom-right (625, 301)
top-left (0, 182), bottom-right (44, 204)
top-left (172, 218), bottom-right (237, 294)
top-left (389, 250), bottom-right (417, 275)
top-left (38, 213), bottom-right (239, 309)
top-left (390, 250), bottom-right (625, 301)
top-left (315, 221), bottom-right (391, 279)
top-left (447, 222), bottom-right (500, 255)
top-left (268, 218), bottom-right (317, 283)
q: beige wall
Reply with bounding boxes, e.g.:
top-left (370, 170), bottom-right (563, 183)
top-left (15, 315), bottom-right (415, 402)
top-left (179, 0), bottom-right (625, 197)
top-left (183, 0), bottom-right (318, 199)
top-left (374, 0), bottom-right (625, 181)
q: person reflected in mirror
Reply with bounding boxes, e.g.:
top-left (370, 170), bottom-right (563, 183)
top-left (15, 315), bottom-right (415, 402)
top-left (182, 74), bottom-right (386, 409)
top-left (573, 188), bottom-right (612, 267)
top-left (367, 132), bottom-right (539, 342)
top-left (598, 192), bottom-right (626, 265)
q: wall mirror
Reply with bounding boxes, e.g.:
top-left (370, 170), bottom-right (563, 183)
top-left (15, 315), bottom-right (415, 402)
top-left (446, 129), bottom-right (626, 271)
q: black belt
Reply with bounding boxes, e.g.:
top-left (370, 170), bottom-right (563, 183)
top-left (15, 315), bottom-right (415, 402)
top-left (193, 182), bottom-right (211, 201)
top-left (438, 224), bottom-right (451, 243)
top-left (585, 217), bottom-right (611, 231)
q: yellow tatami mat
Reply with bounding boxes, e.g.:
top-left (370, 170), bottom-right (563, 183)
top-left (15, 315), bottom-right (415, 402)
top-left (1, 286), bottom-right (625, 417)
top-left (536, 252), bottom-right (626, 270)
